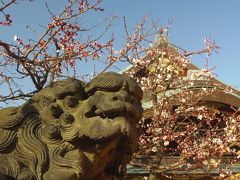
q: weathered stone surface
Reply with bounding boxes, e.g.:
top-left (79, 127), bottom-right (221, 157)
top-left (0, 72), bottom-right (143, 180)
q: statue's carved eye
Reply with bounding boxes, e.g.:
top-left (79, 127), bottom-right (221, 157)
top-left (59, 113), bottom-right (75, 129)
top-left (60, 113), bottom-right (75, 125)
top-left (63, 96), bottom-right (79, 109)
top-left (49, 103), bottom-right (63, 118)
top-left (42, 95), bottom-right (56, 106)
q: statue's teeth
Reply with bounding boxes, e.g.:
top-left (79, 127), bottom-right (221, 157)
top-left (95, 109), bottom-right (102, 115)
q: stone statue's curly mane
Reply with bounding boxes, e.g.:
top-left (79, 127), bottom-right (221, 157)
top-left (0, 72), bottom-right (143, 180)
top-left (0, 79), bottom-right (86, 179)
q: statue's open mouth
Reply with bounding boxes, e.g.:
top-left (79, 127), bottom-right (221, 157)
top-left (85, 104), bottom-right (138, 122)
top-left (95, 110), bottom-right (121, 121)
top-left (73, 105), bottom-right (133, 153)
top-left (74, 133), bottom-right (119, 150)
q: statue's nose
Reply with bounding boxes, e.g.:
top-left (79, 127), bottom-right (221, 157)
top-left (110, 94), bottom-right (123, 101)
top-left (110, 91), bottom-right (129, 102)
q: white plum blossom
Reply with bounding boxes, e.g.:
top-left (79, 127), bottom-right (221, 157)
top-left (164, 141), bottom-right (169, 146)
top-left (13, 35), bottom-right (18, 41)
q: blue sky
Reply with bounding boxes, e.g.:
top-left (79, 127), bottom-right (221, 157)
top-left (101, 0), bottom-right (240, 88)
top-left (1, 0), bottom-right (240, 88)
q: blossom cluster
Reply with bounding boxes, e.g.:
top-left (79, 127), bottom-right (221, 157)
top-left (128, 38), bottom-right (240, 177)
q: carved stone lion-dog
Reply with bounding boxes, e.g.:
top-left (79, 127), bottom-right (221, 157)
top-left (0, 72), bottom-right (143, 180)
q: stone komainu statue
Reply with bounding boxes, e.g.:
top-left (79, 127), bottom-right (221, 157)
top-left (0, 72), bottom-right (143, 180)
